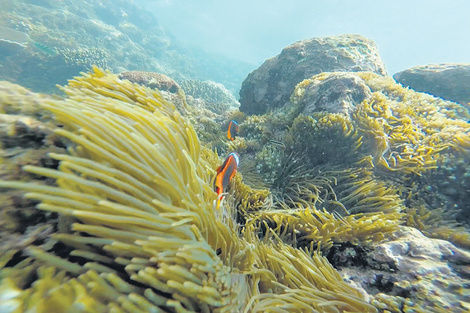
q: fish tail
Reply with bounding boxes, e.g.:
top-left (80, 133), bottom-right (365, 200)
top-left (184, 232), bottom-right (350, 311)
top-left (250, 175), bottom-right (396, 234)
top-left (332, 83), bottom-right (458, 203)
top-left (215, 194), bottom-right (223, 210)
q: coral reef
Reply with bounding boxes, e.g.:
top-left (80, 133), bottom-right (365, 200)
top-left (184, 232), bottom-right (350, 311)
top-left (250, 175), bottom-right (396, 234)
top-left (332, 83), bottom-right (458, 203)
top-left (354, 72), bottom-right (469, 173)
top-left (0, 68), bottom-right (376, 312)
top-left (0, 0), bottom-right (252, 95)
top-left (180, 79), bottom-right (239, 114)
top-left (1, 63), bottom-right (469, 311)
top-left (288, 71), bottom-right (470, 188)
top-left (349, 73), bottom-right (470, 244)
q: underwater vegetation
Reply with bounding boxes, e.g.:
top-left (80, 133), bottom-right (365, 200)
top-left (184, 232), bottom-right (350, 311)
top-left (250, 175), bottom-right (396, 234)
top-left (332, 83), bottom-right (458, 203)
top-left (0, 68), bottom-right (380, 312)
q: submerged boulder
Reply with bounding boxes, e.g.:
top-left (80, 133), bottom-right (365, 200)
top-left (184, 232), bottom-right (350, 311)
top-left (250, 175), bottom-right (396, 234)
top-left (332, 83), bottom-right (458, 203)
top-left (394, 63), bottom-right (470, 106)
top-left (239, 34), bottom-right (387, 115)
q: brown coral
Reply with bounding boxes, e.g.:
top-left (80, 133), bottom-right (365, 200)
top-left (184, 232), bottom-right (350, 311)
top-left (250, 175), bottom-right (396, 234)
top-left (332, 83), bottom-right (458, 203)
top-left (119, 70), bottom-right (182, 93)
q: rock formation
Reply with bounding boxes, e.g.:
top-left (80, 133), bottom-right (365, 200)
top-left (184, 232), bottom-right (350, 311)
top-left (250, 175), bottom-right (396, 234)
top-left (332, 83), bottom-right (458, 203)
top-left (239, 34), bottom-right (387, 115)
top-left (394, 63), bottom-right (470, 106)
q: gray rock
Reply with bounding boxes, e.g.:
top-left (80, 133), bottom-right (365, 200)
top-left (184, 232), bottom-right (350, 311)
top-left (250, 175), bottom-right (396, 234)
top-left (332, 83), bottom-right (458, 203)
top-left (239, 34), bottom-right (387, 115)
top-left (394, 63), bottom-right (470, 106)
top-left (339, 227), bottom-right (470, 311)
top-left (292, 72), bottom-right (373, 115)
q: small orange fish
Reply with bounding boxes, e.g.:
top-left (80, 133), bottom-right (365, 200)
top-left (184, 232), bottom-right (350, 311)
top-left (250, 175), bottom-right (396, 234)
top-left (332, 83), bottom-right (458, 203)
top-left (227, 120), bottom-right (239, 141)
top-left (214, 152), bottom-right (240, 209)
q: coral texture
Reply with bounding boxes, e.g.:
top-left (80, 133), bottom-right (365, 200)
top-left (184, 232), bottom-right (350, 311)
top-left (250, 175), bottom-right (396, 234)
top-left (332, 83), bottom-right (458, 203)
top-left (119, 71), bottom-right (182, 93)
top-left (291, 72), bottom-right (372, 115)
top-left (0, 0), bottom-right (252, 94)
top-left (180, 79), bottom-right (239, 114)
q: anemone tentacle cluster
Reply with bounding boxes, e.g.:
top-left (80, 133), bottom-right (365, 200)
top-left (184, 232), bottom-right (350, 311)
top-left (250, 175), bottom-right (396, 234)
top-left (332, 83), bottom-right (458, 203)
top-left (0, 67), bottom-right (377, 313)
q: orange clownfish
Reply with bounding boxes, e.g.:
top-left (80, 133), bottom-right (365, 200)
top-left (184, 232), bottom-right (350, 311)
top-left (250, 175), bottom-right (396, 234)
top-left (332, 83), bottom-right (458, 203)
top-left (214, 152), bottom-right (240, 209)
top-left (227, 120), bottom-right (239, 141)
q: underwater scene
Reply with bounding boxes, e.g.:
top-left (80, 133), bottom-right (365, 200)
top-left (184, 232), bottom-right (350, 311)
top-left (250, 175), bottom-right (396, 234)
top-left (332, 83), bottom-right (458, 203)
top-left (1, 0), bottom-right (470, 312)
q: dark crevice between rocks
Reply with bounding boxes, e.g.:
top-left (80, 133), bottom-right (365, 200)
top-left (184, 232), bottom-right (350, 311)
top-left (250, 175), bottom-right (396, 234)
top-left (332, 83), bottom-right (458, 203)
top-left (326, 242), bottom-right (373, 269)
top-left (326, 243), bottom-right (420, 301)
top-left (372, 274), bottom-right (395, 293)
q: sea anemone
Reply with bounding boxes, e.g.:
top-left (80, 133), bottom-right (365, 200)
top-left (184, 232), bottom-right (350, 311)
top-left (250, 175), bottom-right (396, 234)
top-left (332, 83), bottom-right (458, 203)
top-left (0, 67), bottom-right (377, 312)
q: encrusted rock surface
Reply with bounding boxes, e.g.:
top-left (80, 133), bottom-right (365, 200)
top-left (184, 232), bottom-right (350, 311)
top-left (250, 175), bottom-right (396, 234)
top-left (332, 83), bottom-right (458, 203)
top-left (119, 71), bottom-right (182, 93)
top-left (239, 34), bottom-right (387, 115)
top-left (394, 63), bottom-right (470, 106)
top-left (292, 72), bottom-right (373, 115)
top-left (338, 227), bottom-right (470, 312)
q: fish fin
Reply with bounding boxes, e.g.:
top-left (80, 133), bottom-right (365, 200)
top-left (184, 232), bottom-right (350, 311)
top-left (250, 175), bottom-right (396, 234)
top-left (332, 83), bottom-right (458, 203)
top-left (215, 194), bottom-right (224, 210)
top-left (229, 169), bottom-right (237, 181)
